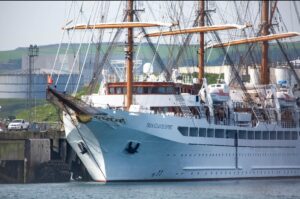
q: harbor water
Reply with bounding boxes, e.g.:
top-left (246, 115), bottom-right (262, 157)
top-left (1, 179), bottom-right (300, 199)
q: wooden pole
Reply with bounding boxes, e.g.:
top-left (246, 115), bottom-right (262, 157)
top-left (260, 0), bottom-right (270, 85)
top-left (126, 0), bottom-right (134, 109)
top-left (198, 0), bottom-right (205, 83)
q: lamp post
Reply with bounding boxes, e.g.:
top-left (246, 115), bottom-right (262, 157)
top-left (28, 45), bottom-right (39, 123)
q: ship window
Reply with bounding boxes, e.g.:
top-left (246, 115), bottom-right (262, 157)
top-left (136, 87), bottom-right (143, 94)
top-left (215, 129), bottom-right (224, 138)
top-left (152, 87), bottom-right (165, 94)
top-left (178, 127), bottom-right (188, 136)
top-left (116, 87), bottom-right (122, 94)
top-left (277, 131), bottom-right (284, 140)
top-left (226, 130), bottom-right (236, 139)
top-left (166, 87), bottom-right (174, 94)
top-left (159, 87), bottom-right (165, 94)
top-left (255, 131), bottom-right (261, 140)
top-left (133, 87), bottom-right (137, 94)
top-left (263, 131), bottom-right (269, 140)
top-left (216, 84), bottom-right (221, 87)
top-left (292, 131), bottom-right (298, 140)
top-left (284, 131), bottom-right (291, 140)
top-left (190, 128), bottom-right (198, 137)
top-left (270, 132), bottom-right (276, 140)
top-left (238, 130), bottom-right (247, 139)
top-left (207, 128), bottom-right (214, 137)
top-left (143, 87), bottom-right (149, 94)
top-left (248, 131), bottom-right (254, 139)
top-left (199, 128), bottom-right (206, 137)
top-left (109, 87), bottom-right (115, 94)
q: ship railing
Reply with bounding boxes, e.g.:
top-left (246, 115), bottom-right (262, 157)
top-left (281, 121), bottom-right (297, 128)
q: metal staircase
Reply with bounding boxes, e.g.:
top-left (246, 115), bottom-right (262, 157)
top-left (252, 107), bottom-right (269, 123)
top-left (174, 94), bottom-right (194, 117)
top-left (266, 109), bottom-right (277, 122)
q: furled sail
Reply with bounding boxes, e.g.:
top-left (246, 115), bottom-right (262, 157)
top-left (208, 32), bottom-right (300, 48)
top-left (63, 22), bottom-right (175, 30)
top-left (141, 24), bottom-right (250, 38)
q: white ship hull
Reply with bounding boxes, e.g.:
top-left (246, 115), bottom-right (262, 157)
top-left (63, 109), bottom-right (300, 182)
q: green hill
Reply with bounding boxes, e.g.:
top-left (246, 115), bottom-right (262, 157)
top-left (1, 41), bottom-right (300, 72)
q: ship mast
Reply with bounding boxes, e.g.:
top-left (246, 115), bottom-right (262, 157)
top-left (126, 0), bottom-right (134, 109)
top-left (260, 0), bottom-right (270, 85)
top-left (198, 0), bottom-right (205, 84)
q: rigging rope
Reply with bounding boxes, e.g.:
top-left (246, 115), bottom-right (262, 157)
top-left (220, 45), bottom-right (231, 80)
top-left (293, 1), bottom-right (300, 25)
top-left (50, 2), bottom-right (74, 78)
top-left (73, 2), bottom-right (102, 96)
top-left (63, 1), bottom-right (99, 93)
top-left (150, 33), bottom-right (163, 74)
top-left (55, 2), bottom-right (84, 86)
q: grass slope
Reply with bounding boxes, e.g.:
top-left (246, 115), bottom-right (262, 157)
top-left (16, 102), bottom-right (60, 122)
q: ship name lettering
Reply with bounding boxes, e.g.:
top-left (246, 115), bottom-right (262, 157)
top-left (146, 123), bottom-right (172, 130)
top-left (94, 115), bottom-right (125, 124)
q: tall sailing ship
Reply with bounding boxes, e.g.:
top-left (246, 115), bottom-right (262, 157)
top-left (47, 1), bottom-right (300, 182)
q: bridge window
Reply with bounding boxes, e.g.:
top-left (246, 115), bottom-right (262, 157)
top-left (270, 131), bottom-right (276, 140)
top-left (215, 129), bottom-right (224, 138)
top-left (277, 131), bottom-right (284, 140)
top-left (238, 130), bottom-right (247, 139)
top-left (207, 128), bottom-right (214, 137)
top-left (292, 131), bottom-right (298, 140)
top-left (199, 128), bottom-right (206, 137)
top-left (248, 131), bottom-right (254, 139)
top-left (255, 131), bottom-right (261, 140)
top-left (262, 131), bottom-right (269, 140)
top-left (190, 128), bottom-right (198, 137)
top-left (178, 127), bottom-right (188, 136)
top-left (284, 131), bottom-right (291, 140)
top-left (226, 130), bottom-right (236, 139)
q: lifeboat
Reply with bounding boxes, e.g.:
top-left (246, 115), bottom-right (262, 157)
top-left (276, 88), bottom-right (296, 107)
top-left (207, 83), bottom-right (230, 103)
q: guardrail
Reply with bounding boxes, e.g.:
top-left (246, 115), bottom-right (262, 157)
top-left (30, 122), bottom-right (64, 132)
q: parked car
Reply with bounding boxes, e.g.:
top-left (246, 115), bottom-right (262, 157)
top-left (8, 119), bottom-right (30, 131)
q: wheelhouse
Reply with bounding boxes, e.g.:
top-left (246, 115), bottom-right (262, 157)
top-left (106, 82), bottom-right (199, 95)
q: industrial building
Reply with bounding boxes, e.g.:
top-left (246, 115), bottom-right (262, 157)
top-left (0, 73), bottom-right (83, 99)
top-left (0, 53), bottom-right (84, 99)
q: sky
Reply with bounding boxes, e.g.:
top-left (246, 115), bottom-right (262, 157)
top-left (0, 1), bottom-right (67, 51)
top-left (0, 1), bottom-right (299, 51)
